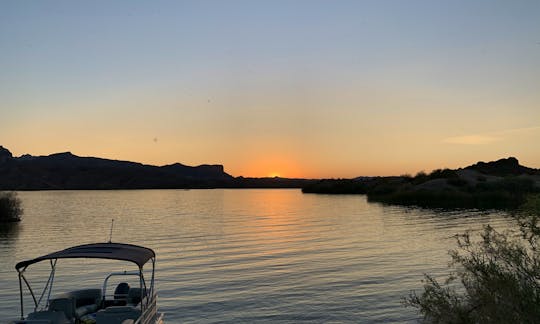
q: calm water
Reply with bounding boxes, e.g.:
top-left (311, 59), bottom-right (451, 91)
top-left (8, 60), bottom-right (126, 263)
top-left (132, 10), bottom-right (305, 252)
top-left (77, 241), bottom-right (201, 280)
top-left (0, 189), bottom-right (512, 323)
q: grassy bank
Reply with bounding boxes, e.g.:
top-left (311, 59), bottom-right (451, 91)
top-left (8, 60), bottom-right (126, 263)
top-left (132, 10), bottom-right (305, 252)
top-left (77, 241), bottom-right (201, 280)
top-left (367, 176), bottom-right (538, 210)
top-left (303, 162), bottom-right (539, 210)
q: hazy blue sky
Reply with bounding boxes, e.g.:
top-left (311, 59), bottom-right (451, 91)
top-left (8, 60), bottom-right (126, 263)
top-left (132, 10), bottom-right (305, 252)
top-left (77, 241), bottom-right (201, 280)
top-left (1, 1), bottom-right (539, 177)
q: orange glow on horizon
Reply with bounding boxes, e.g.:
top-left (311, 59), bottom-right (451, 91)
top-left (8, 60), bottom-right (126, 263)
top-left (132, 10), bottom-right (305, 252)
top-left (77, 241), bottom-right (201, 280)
top-left (239, 156), bottom-right (304, 179)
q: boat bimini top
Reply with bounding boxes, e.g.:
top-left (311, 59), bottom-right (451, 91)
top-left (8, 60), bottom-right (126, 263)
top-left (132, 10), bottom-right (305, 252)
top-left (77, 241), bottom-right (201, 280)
top-left (16, 243), bottom-right (155, 270)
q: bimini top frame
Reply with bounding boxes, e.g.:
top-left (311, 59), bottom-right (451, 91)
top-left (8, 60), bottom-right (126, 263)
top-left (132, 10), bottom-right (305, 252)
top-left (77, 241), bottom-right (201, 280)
top-left (15, 242), bottom-right (156, 321)
top-left (15, 243), bottom-right (155, 270)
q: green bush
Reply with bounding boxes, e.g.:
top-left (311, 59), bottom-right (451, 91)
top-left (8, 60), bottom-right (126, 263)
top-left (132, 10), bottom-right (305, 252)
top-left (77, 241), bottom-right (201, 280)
top-left (404, 194), bottom-right (540, 323)
top-left (429, 168), bottom-right (459, 179)
top-left (447, 178), bottom-right (468, 187)
top-left (0, 191), bottom-right (23, 222)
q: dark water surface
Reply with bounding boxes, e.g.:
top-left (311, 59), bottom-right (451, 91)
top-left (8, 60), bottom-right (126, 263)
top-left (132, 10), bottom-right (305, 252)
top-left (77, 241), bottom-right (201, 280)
top-left (0, 189), bottom-right (512, 323)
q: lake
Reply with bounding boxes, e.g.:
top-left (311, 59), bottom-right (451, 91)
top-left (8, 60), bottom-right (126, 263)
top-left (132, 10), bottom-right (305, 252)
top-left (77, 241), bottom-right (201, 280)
top-left (0, 189), bottom-right (512, 323)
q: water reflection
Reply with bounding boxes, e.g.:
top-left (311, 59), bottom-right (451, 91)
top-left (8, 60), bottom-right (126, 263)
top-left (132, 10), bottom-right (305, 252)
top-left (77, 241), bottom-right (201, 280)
top-left (0, 190), bottom-right (514, 323)
top-left (0, 222), bottom-right (20, 247)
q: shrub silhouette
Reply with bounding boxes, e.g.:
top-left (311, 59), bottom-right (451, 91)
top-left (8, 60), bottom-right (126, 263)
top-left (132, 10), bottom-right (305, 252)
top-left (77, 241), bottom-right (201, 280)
top-left (404, 194), bottom-right (540, 323)
top-left (0, 192), bottom-right (23, 222)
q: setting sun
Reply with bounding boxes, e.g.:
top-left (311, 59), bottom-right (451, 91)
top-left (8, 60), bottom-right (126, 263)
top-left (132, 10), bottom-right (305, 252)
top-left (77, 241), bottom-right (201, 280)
top-left (238, 155), bottom-right (305, 178)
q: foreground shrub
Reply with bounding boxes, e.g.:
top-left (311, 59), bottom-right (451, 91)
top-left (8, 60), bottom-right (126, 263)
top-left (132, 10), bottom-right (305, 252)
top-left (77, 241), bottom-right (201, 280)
top-left (0, 191), bottom-right (23, 222)
top-left (404, 194), bottom-right (540, 323)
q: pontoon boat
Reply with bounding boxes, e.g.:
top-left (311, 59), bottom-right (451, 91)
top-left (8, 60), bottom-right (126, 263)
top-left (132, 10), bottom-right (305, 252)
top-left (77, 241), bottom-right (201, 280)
top-left (12, 243), bottom-right (164, 324)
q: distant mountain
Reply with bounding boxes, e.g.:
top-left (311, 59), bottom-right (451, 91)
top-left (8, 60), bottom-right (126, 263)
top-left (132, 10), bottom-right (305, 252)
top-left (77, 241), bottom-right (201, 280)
top-left (0, 146), bottom-right (235, 190)
top-left (0, 146), bottom-right (314, 190)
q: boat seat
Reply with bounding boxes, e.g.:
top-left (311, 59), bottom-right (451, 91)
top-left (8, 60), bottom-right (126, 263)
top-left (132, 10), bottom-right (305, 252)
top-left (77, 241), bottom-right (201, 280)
top-left (72, 289), bottom-right (102, 318)
top-left (48, 298), bottom-right (75, 322)
top-left (113, 282), bottom-right (130, 306)
top-left (95, 306), bottom-right (141, 324)
top-left (127, 288), bottom-right (145, 306)
top-left (67, 289), bottom-right (102, 306)
top-left (55, 288), bottom-right (102, 318)
top-left (75, 304), bottom-right (99, 319)
top-left (27, 310), bottom-right (70, 324)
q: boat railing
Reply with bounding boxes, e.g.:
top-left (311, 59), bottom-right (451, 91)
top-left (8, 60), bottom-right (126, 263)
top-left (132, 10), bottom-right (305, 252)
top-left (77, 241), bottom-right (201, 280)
top-left (133, 291), bottom-right (160, 324)
top-left (102, 270), bottom-right (141, 303)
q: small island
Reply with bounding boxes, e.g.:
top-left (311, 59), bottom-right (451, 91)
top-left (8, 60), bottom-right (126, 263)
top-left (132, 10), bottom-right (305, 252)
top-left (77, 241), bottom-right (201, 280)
top-left (302, 157), bottom-right (540, 210)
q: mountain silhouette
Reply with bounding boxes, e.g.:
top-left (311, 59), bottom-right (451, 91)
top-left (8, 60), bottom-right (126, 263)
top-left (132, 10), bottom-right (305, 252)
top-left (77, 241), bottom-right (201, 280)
top-left (0, 146), bottom-right (312, 190)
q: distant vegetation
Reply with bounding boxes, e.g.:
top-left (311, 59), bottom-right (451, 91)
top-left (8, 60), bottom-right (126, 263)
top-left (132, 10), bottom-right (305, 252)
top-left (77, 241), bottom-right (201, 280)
top-left (303, 158), bottom-right (540, 210)
top-left (0, 191), bottom-right (23, 222)
top-left (368, 175), bottom-right (536, 210)
top-left (404, 194), bottom-right (540, 323)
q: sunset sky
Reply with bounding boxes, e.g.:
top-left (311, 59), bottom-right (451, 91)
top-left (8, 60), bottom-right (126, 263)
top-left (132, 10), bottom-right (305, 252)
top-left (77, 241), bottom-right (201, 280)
top-left (1, 1), bottom-right (539, 178)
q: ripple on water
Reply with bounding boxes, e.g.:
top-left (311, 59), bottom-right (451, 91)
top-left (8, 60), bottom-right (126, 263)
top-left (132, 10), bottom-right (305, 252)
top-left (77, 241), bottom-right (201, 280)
top-left (0, 189), bottom-right (514, 323)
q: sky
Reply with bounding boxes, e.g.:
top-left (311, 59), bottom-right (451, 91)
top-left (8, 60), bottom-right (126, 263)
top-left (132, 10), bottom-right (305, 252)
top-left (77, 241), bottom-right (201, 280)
top-left (1, 0), bottom-right (539, 178)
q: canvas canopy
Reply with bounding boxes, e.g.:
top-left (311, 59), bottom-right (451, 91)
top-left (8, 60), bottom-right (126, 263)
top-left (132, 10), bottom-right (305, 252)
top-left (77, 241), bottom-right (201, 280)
top-left (15, 242), bottom-right (155, 270)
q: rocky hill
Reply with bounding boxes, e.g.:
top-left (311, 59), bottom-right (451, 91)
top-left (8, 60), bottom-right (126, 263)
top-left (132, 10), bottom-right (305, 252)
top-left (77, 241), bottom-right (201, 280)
top-left (0, 146), bottom-right (233, 190)
top-left (0, 146), bottom-right (314, 190)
